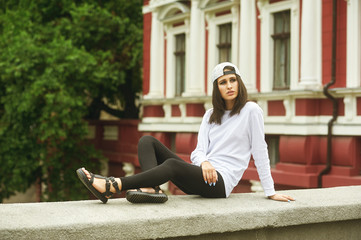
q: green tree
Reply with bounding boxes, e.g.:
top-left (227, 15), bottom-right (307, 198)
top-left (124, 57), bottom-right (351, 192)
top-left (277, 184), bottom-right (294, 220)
top-left (0, 0), bottom-right (143, 202)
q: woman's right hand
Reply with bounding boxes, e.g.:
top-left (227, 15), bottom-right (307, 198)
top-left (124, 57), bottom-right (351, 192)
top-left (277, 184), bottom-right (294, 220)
top-left (201, 161), bottom-right (218, 186)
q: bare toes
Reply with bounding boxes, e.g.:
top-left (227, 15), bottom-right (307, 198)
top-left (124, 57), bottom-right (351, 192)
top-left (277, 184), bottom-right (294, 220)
top-left (81, 168), bottom-right (91, 179)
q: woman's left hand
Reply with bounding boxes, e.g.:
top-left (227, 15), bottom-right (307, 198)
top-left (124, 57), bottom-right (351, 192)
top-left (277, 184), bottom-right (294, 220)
top-left (268, 193), bottom-right (295, 202)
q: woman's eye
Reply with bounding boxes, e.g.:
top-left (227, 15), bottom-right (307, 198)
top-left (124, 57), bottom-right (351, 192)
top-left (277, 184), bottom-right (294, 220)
top-left (230, 78), bottom-right (236, 82)
top-left (219, 81), bottom-right (226, 85)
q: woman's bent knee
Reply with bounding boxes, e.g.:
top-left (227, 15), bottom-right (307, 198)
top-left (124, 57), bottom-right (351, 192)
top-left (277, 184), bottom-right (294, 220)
top-left (162, 158), bottom-right (180, 167)
top-left (138, 135), bottom-right (157, 146)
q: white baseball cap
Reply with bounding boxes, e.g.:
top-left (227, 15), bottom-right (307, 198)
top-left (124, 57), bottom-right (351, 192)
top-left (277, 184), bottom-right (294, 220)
top-left (211, 62), bottom-right (241, 82)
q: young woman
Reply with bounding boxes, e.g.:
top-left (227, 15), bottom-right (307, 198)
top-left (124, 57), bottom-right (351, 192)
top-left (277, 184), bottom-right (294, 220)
top-left (77, 62), bottom-right (294, 204)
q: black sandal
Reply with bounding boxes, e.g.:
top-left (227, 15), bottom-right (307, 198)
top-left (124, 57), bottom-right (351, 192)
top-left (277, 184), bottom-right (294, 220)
top-left (126, 186), bottom-right (168, 204)
top-left (76, 168), bottom-right (121, 204)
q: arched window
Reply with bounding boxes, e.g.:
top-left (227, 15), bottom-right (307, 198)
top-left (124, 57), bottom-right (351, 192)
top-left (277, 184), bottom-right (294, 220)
top-left (160, 3), bottom-right (190, 98)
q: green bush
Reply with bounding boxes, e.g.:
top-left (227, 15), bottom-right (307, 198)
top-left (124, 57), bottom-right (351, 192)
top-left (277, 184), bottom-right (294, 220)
top-left (0, 0), bottom-right (143, 202)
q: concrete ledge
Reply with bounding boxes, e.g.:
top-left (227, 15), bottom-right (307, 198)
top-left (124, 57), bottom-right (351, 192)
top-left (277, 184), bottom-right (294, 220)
top-left (1, 186), bottom-right (361, 240)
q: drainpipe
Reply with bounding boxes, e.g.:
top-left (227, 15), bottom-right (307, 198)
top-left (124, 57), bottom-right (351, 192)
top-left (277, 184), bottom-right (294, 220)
top-left (318, 0), bottom-right (338, 188)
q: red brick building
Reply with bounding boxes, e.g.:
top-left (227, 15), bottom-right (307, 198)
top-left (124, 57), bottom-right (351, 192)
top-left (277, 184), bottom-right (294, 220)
top-left (136, 0), bottom-right (361, 193)
top-left (9, 0), bottom-right (361, 204)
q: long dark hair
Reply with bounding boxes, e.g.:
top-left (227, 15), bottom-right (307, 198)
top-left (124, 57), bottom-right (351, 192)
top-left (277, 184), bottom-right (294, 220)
top-left (209, 67), bottom-right (248, 125)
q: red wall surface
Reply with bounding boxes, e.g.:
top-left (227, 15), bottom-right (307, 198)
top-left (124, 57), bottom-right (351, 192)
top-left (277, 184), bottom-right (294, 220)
top-left (268, 100), bottom-right (286, 116)
top-left (295, 98), bottom-right (345, 116)
top-left (322, 0), bottom-right (347, 88)
top-left (143, 12), bottom-right (151, 95)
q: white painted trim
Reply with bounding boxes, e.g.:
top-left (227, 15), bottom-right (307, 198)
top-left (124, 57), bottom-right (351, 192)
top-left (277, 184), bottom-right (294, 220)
top-left (265, 116), bottom-right (336, 124)
top-left (146, 0), bottom-right (178, 13)
top-left (289, 3), bottom-right (300, 91)
top-left (299, 0), bottom-right (322, 90)
top-left (231, 5), bottom-right (239, 68)
top-left (183, 0), bottom-right (206, 97)
top-left (143, 4), bottom-right (152, 14)
top-left (332, 122), bottom-right (361, 135)
top-left (159, 2), bottom-right (190, 20)
top-left (141, 116), bottom-right (203, 124)
top-left (265, 122), bottom-right (361, 136)
top-left (200, 0), bottom-right (237, 11)
top-left (264, 123), bottom-right (328, 135)
top-left (138, 122), bottom-right (202, 132)
top-left (344, 95), bottom-right (356, 122)
top-left (138, 124), bottom-right (199, 133)
top-left (258, 0), bottom-right (300, 93)
top-left (240, 0), bottom-right (257, 93)
top-left (346, 0), bottom-right (361, 88)
top-left (283, 96), bottom-right (295, 121)
top-left (206, 13), bottom-right (216, 95)
top-left (145, 10), bottom-right (165, 99)
top-left (139, 118), bottom-right (361, 136)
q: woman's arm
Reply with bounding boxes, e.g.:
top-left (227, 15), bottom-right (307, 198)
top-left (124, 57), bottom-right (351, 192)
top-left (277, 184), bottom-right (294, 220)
top-left (249, 106), bottom-right (276, 196)
top-left (191, 110), bottom-right (218, 186)
top-left (249, 105), bottom-right (295, 202)
top-left (190, 110), bottom-right (211, 166)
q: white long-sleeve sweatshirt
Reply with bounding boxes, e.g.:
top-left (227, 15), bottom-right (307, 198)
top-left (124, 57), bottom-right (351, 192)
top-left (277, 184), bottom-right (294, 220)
top-left (190, 101), bottom-right (276, 197)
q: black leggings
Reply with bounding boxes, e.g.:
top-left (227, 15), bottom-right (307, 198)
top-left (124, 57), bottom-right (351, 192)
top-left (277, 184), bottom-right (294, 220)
top-left (120, 135), bottom-right (226, 198)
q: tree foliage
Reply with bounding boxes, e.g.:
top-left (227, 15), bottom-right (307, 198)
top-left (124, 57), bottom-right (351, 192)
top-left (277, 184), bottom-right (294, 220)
top-left (0, 0), bottom-right (143, 202)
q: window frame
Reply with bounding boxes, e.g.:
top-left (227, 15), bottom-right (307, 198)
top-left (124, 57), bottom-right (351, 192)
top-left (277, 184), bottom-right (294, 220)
top-left (272, 10), bottom-right (291, 90)
top-left (217, 22), bottom-right (233, 62)
top-left (162, 13), bottom-right (190, 98)
top-left (259, 0), bottom-right (300, 93)
top-left (174, 33), bottom-right (186, 96)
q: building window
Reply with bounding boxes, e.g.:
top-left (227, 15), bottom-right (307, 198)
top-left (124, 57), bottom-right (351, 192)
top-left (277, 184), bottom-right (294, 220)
top-left (265, 135), bottom-right (280, 167)
top-left (217, 23), bottom-right (232, 62)
top-left (174, 33), bottom-right (186, 96)
top-left (272, 10), bottom-right (290, 90)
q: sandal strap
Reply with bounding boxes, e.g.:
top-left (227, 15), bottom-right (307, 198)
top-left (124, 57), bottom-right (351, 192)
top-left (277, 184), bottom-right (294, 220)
top-left (109, 177), bottom-right (121, 194)
top-left (153, 186), bottom-right (161, 194)
top-left (88, 172), bottom-right (121, 197)
top-left (89, 172), bottom-right (95, 184)
top-left (103, 178), bottom-right (112, 198)
top-left (89, 172), bottom-right (107, 184)
top-left (94, 174), bottom-right (107, 179)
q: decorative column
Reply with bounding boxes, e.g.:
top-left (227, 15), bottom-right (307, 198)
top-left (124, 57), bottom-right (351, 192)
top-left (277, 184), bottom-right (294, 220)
top-left (299, 0), bottom-right (322, 89)
top-left (346, 0), bottom-right (361, 88)
top-left (205, 12), bottom-right (216, 96)
top-left (257, 0), bottom-right (272, 92)
top-left (240, 0), bottom-right (257, 93)
top-left (231, 5), bottom-right (239, 66)
top-left (183, 0), bottom-right (204, 96)
top-left (145, 9), bottom-right (164, 99)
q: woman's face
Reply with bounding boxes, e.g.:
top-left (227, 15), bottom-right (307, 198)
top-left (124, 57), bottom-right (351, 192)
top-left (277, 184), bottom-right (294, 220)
top-left (217, 73), bottom-right (239, 109)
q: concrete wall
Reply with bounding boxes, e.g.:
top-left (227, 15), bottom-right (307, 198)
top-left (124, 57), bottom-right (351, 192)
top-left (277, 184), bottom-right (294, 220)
top-left (1, 186), bottom-right (360, 240)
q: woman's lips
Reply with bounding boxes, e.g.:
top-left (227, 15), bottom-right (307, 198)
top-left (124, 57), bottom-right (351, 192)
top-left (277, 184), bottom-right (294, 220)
top-left (227, 91), bottom-right (235, 95)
